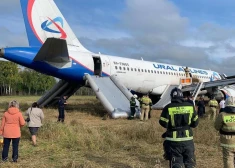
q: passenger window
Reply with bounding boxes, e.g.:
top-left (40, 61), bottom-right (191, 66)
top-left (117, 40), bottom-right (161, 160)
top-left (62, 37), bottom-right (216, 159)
top-left (123, 67), bottom-right (126, 70)
top-left (145, 69), bottom-right (147, 72)
top-left (148, 70), bottom-right (150, 73)
top-left (127, 67), bottom-right (129, 71)
top-left (119, 67), bottom-right (122, 70)
top-left (151, 70), bottom-right (153, 73)
top-left (160, 71), bottom-right (162, 74)
top-left (163, 71), bottom-right (165, 74)
top-left (154, 70), bottom-right (156, 73)
top-left (131, 68), bottom-right (133, 71)
top-left (115, 66), bottom-right (117, 69)
top-left (138, 69), bottom-right (140, 72)
top-left (142, 69), bottom-right (143, 72)
top-left (134, 68), bottom-right (137, 71)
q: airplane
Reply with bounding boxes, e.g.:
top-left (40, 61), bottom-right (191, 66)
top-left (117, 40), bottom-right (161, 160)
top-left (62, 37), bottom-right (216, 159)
top-left (1, 0), bottom-right (235, 118)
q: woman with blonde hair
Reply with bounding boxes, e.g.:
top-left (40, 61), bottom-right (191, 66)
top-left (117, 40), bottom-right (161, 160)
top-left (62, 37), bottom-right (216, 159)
top-left (0, 100), bottom-right (25, 162)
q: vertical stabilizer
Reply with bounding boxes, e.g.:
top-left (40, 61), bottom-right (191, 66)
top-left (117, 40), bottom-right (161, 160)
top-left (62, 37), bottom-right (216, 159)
top-left (20, 0), bottom-right (90, 52)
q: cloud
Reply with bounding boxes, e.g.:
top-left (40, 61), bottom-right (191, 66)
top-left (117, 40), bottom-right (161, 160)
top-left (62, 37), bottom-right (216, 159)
top-left (79, 0), bottom-right (235, 75)
top-left (1, 0), bottom-right (235, 76)
top-left (121, 0), bottom-right (188, 43)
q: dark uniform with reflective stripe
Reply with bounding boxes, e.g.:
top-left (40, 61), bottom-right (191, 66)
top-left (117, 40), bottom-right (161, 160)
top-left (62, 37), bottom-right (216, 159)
top-left (129, 97), bottom-right (136, 119)
top-left (159, 99), bottom-right (199, 168)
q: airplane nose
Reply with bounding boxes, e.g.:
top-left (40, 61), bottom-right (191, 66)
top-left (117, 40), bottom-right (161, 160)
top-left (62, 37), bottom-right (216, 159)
top-left (0, 48), bottom-right (4, 57)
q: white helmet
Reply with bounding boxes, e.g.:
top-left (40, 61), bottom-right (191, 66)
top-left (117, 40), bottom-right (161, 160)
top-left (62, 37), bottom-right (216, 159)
top-left (133, 94), bottom-right (138, 99)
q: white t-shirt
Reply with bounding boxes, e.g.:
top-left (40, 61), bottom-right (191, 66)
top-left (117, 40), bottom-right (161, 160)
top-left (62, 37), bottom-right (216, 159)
top-left (220, 100), bottom-right (225, 109)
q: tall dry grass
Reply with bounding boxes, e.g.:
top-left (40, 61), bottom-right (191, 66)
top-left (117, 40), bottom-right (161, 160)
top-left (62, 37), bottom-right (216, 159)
top-left (0, 96), bottom-right (223, 167)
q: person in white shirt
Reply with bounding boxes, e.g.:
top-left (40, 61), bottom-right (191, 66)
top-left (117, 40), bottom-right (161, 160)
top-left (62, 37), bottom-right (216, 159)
top-left (219, 98), bottom-right (225, 113)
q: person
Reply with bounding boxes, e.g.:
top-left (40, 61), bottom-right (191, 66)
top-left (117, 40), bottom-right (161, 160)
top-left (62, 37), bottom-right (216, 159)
top-left (214, 96), bottom-right (235, 168)
top-left (219, 97), bottom-right (225, 113)
top-left (159, 87), bottom-right (199, 168)
top-left (128, 94), bottom-right (138, 120)
top-left (184, 66), bottom-right (190, 78)
top-left (58, 96), bottom-right (67, 122)
top-left (197, 96), bottom-right (205, 118)
top-left (140, 94), bottom-right (152, 121)
top-left (0, 100), bottom-right (25, 162)
top-left (185, 91), bottom-right (194, 106)
top-left (25, 102), bottom-right (44, 146)
top-left (208, 95), bottom-right (219, 120)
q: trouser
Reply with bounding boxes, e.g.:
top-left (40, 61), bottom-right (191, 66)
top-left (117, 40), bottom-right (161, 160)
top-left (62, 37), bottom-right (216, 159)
top-left (2, 138), bottom-right (20, 161)
top-left (140, 106), bottom-right (149, 120)
top-left (222, 147), bottom-right (235, 168)
top-left (208, 107), bottom-right (217, 120)
top-left (198, 108), bottom-right (204, 117)
top-left (163, 140), bottom-right (196, 168)
top-left (58, 107), bottom-right (65, 122)
top-left (129, 107), bottom-right (136, 119)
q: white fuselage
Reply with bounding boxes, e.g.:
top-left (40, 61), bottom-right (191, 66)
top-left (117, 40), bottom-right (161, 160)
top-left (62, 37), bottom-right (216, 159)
top-left (70, 49), bottom-right (220, 95)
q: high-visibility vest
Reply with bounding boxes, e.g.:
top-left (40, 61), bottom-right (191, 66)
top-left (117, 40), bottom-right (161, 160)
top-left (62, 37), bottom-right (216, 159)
top-left (221, 114), bottom-right (235, 133)
top-left (130, 98), bottom-right (136, 107)
top-left (160, 105), bottom-right (198, 142)
top-left (208, 100), bottom-right (218, 108)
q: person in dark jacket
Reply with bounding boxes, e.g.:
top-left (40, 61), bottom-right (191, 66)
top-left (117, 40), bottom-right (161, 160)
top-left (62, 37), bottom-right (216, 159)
top-left (197, 96), bottom-right (205, 118)
top-left (159, 87), bottom-right (199, 168)
top-left (58, 96), bottom-right (67, 122)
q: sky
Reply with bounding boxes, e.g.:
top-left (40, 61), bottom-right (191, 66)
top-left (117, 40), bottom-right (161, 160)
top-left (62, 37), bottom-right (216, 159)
top-left (1, 0), bottom-right (235, 75)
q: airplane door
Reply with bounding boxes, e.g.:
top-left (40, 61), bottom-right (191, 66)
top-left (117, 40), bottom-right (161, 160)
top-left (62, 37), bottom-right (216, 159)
top-left (92, 56), bottom-right (102, 76)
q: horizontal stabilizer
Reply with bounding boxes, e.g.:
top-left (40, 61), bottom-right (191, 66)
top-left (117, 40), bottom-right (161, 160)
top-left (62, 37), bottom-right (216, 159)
top-left (34, 38), bottom-right (69, 63)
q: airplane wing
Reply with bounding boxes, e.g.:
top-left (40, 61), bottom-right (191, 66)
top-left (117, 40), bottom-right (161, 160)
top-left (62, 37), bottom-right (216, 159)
top-left (181, 78), bottom-right (235, 92)
top-left (34, 38), bottom-right (70, 65)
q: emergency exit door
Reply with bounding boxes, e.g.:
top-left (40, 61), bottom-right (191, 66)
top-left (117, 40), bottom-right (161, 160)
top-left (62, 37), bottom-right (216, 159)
top-left (93, 57), bottom-right (102, 76)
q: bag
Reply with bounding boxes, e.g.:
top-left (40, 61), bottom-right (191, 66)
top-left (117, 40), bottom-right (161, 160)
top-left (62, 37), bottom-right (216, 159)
top-left (25, 107), bottom-right (32, 122)
top-left (25, 117), bottom-right (30, 122)
top-left (0, 136), bottom-right (3, 146)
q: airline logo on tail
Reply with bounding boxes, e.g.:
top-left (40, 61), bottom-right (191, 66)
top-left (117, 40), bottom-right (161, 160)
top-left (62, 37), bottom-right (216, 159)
top-left (210, 72), bottom-right (221, 81)
top-left (41, 17), bottom-right (67, 39)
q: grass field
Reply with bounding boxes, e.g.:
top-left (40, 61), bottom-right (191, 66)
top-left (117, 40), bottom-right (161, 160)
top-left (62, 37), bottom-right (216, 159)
top-left (0, 96), bottom-right (223, 168)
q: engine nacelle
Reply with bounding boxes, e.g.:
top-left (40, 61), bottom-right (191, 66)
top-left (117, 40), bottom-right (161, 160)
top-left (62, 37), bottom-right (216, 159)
top-left (220, 86), bottom-right (235, 100)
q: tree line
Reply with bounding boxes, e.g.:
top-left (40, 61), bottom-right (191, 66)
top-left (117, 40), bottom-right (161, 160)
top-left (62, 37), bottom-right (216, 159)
top-left (0, 61), bottom-right (95, 96)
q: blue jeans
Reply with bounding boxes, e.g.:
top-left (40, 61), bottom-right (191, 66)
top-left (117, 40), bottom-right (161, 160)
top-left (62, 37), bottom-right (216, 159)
top-left (2, 138), bottom-right (20, 161)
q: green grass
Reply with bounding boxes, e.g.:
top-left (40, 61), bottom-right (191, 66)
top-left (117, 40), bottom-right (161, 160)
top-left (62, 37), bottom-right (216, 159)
top-left (0, 96), bottom-right (223, 167)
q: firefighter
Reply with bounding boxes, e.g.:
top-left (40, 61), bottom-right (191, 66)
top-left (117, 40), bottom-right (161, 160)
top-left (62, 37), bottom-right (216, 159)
top-left (208, 95), bottom-right (218, 120)
top-left (215, 96), bottom-right (235, 168)
top-left (159, 87), bottom-right (199, 168)
top-left (128, 94), bottom-right (138, 120)
top-left (140, 94), bottom-right (152, 121)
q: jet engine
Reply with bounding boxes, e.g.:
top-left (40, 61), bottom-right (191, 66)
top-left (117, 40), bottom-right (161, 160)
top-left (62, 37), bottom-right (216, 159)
top-left (219, 86), bottom-right (235, 100)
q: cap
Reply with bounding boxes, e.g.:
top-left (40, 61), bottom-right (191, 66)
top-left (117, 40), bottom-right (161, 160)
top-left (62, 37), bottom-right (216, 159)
top-left (225, 96), bottom-right (235, 107)
top-left (133, 94), bottom-right (138, 99)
